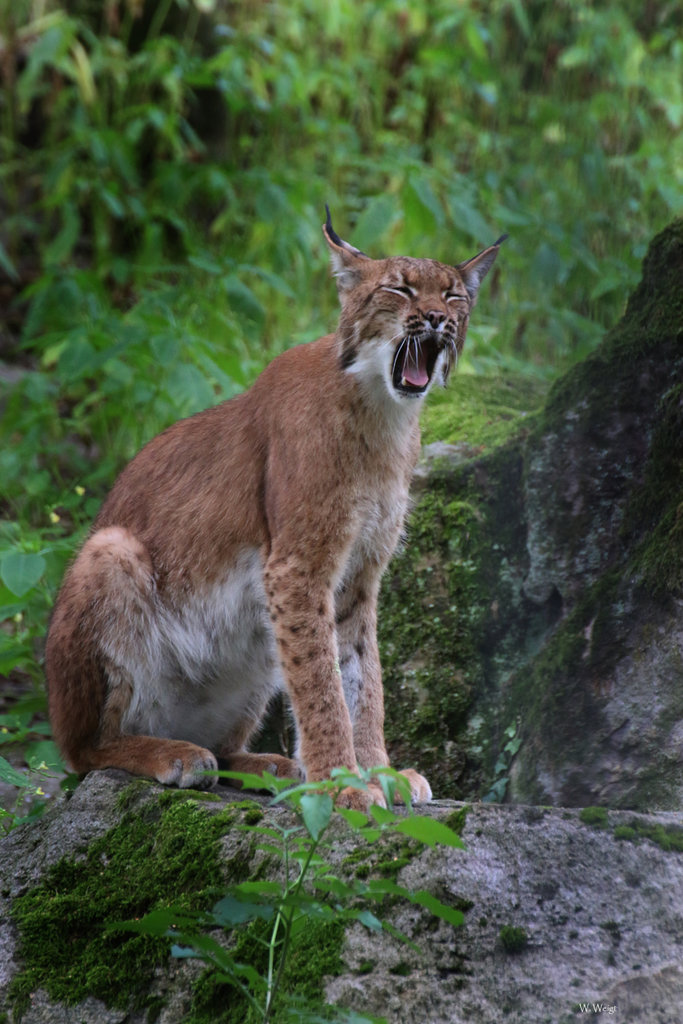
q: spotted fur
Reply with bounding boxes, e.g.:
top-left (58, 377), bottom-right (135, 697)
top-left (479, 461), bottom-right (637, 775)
top-left (46, 213), bottom-right (504, 808)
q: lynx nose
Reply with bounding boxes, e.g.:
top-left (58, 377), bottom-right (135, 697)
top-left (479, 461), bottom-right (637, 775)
top-left (425, 310), bottom-right (446, 329)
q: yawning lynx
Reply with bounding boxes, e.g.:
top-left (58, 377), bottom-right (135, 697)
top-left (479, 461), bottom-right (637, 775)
top-left (46, 209), bottom-right (505, 807)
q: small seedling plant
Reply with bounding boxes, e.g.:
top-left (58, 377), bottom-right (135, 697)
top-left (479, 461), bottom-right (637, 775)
top-left (116, 767), bottom-right (465, 1024)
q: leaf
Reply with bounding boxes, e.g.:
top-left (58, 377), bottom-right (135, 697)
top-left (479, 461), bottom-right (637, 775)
top-left (393, 816), bottom-right (465, 849)
top-left (221, 275), bottom-right (265, 325)
top-left (447, 192), bottom-right (492, 245)
top-left (235, 880), bottom-right (282, 896)
top-left (0, 551), bottom-right (46, 597)
top-left (531, 242), bottom-right (565, 287)
top-left (351, 196), bottom-right (396, 252)
top-left (375, 772), bottom-right (398, 809)
top-left (409, 175), bottom-right (442, 226)
top-left (0, 756), bottom-right (31, 787)
top-left (109, 906), bottom-right (197, 936)
top-left (0, 241), bottom-right (18, 282)
top-left (25, 740), bottom-right (65, 771)
top-left (211, 894), bottom-right (273, 925)
top-left (0, 642), bottom-right (33, 676)
top-left (57, 336), bottom-right (97, 380)
top-left (164, 363), bottom-right (215, 415)
top-left (355, 908), bottom-right (383, 932)
top-left (482, 777), bottom-right (508, 803)
top-left (336, 806), bottom-right (369, 830)
top-left (44, 205), bottom-right (80, 266)
top-left (504, 737), bottom-right (522, 757)
top-left (369, 804), bottom-right (397, 826)
top-left (313, 876), bottom-right (356, 900)
top-left (300, 793), bottom-right (333, 840)
top-left (409, 890), bottom-right (465, 928)
top-left (216, 769), bottom-right (280, 793)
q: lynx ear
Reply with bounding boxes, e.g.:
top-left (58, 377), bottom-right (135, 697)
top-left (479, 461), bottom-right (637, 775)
top-left (322, 205), bottom-right (371, 295)
top-left (457, 233), bottom-right (508, 303)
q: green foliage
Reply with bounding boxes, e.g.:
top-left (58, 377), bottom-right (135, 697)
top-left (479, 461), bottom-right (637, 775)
top-left (481, 722), bottom-right (522, 804)
top-left (110, 770), bottom-right (465, 1023)
top-left (0, 0), bottom-right (680, 809)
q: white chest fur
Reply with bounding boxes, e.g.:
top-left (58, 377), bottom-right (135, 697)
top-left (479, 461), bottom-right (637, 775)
top-left (119, 548), bottom-right (282, 747)
top-left (117, 473), bottom-right (407, 749)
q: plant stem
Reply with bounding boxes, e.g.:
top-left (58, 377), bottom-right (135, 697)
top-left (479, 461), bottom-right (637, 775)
top-left (264, 831), bottom-right (321, 1023)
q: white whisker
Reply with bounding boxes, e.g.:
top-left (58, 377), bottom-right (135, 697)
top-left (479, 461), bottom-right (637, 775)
top-left (392, 336), bottom-right (409, 379)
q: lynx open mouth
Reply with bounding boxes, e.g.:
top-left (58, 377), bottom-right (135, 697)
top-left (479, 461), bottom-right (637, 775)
top-left (392, 333), bottom-right (441, 396)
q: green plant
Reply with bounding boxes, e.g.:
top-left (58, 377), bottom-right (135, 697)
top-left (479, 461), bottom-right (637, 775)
top-left (579, 806), bottom-right (609, 828)
top-left (0, 690), bottom-right (74, 832)
top-left (115, 768), bottom-right (465, 1023)
top-left (482, 722), bottom-right (522, 803)
top-left (499, 924), bottom-right (528, 953)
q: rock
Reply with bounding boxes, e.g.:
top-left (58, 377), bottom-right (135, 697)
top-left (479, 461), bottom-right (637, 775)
top-left (1, 771), bottom-right (683, 1023)
top-left (377, 219), bottom-right (683, 810)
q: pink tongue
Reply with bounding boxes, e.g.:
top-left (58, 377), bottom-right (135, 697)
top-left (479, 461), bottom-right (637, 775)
top-left (403, 347), bottom-right (429, 387)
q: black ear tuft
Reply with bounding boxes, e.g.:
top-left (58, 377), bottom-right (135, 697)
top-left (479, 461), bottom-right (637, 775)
top-left (493, 233), bottom-right (509, 247)
top-left (324, 204), bottom-right (345, 248)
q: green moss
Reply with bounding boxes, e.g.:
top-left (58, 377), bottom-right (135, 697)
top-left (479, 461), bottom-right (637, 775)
top-left (613, 825), bottom-right (638, 842)
top-left (613, 819), bottom-right (683, 853)
top-left (342, 834), bottom-right (422, 882)
top-left (499, 925), bottom-right (528, 953)
top-left (442, 805), bottom-right (470, 835)
top-left (389, 961), bottom-right (412, 976)
top-left (115, 777), bottom-right (155, 811)
top-left (378, 486), bottom-right (488, 798)
top-left (157, 787), bottom-right (224, 807)
top-left (114, 779), bottom-right (225, 815)
top-left (9, 798), bottom-right (252, 1020)
top-left (422, 373), bottom-right (548, 450)
top-left (623, 382), bottom-right (683, 598)
top-left (579, 806), bottom-right (609, 828)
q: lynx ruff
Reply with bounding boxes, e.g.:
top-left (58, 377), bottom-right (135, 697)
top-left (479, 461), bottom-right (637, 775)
top-left (46, 210), bottom-right (506, 809)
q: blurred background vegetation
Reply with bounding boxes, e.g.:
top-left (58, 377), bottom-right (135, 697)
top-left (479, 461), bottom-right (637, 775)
top-left (0, 0), bottom-right (681, 813)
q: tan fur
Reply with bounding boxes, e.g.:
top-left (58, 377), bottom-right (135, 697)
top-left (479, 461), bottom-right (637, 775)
top-left (46, 213), bottom-right (503, 806)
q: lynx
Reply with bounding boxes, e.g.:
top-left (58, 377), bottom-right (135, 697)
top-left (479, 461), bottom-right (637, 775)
top-left (46, 209), bottom-right (505, 807)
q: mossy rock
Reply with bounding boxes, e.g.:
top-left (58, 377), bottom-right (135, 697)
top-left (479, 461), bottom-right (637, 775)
top-left (379, 219), bottom-right (683, 809)
top-left (2, 774), bottom-right (349, 1024)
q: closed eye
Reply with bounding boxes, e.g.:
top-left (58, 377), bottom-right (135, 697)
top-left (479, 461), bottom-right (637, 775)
top-left (381, 284), bottom-right (416, 298)
top-left (445, 292), bottom-right (468, 302)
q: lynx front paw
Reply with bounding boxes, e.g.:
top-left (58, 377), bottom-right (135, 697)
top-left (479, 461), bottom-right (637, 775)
top-left (155, 743), bottom-right (218, 790)
top-left (336, 783), bottom-right (387, 812)
top-left (397, 769), bottom-right (433, 804)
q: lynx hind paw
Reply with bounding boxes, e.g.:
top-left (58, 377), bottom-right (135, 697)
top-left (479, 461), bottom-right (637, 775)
top-left (265, 754), bottom-right (305, 780)
top-left (155, 745), bottom-right (218, 790)
top-left (217, 752), bottom-right (304, 784)
top-left (397, 769), bottom-right (433, 804)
